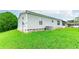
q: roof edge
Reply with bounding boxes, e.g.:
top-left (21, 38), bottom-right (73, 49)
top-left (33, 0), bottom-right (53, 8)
top-left (20, 10), bottom-right (66, 22)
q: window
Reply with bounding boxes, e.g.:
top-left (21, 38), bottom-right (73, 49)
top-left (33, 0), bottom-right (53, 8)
top-left (52, 20), bottom-right (53, 23)
top-left (22, 21), bottom-right (24, 25)
top-left (39, 21), bottom-right (43, 25)
top-left (62, 21), bottom-right (65, 26)
top-left (22, 16), bottom-right (24, 20)
top-left (57, 21), bottom-right (60, 25)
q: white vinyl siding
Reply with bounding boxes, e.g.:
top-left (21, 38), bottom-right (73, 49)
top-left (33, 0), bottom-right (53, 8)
top-left (18, 12), bottom-right (66, 32)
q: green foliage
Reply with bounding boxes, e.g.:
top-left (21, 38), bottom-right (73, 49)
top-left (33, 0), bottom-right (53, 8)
top-left (0, 28), bottom-right (79, 48)
top-left (0, 12), bottom-right (17, 32)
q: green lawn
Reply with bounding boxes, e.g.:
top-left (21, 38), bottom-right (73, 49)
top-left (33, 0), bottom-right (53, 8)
top-left (0, 28), bottom-right (79, 48)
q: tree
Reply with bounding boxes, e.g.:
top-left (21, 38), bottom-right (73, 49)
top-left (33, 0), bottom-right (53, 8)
top-left (0, 12), bottom-right (18, 32)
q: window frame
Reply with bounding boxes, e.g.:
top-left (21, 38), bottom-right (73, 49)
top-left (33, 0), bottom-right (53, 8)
top-left (22, 16), bottom-right (24, 20)
top-left (52, 20), bottom-right (54, 23)
top-left (39, 20), bottom-right (43, 25)
top-left (57, 21), bottom-right (60, 25)
top-left (22, 21), bottom-right (24, 25)
top-left (62, 21), bottom-right (65, 26)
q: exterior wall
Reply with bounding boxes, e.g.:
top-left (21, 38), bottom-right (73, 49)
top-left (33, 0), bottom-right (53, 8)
top-left (18, 13), bottom-right (66, 32)
top-left (27, 14), bottom-right (65, 31)
top-left (53, 20), bottom-right (66, 28)
top-left (18, 13), bottom-right (28, 32)
top-left (27, 14), bottom-right (53, 29)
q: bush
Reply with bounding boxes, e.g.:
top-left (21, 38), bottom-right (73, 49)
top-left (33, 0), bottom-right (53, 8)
top-left (0, 12), bottom-right (18, 32)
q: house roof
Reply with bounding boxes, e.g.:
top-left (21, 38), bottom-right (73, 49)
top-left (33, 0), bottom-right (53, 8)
top-left (20, 10), bottom-right (66, 22)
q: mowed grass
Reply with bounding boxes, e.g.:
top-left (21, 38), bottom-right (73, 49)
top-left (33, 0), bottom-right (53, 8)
top-left (0, 28), bottom-right (79, 48)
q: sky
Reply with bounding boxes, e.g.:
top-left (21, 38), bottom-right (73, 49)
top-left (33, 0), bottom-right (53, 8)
top-left (31, 10), bottom-right (79, 21)
top-left (0, 10), bottom-right (20, 17)
top-left (0, 10), bottom-right (79, 21)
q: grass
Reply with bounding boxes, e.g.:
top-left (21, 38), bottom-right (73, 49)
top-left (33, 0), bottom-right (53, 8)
top-left (0, 28), bottom-right (79, 48)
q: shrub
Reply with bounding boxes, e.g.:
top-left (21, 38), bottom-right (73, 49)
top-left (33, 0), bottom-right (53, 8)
top-left (0, 12), bottom-right (18, 32)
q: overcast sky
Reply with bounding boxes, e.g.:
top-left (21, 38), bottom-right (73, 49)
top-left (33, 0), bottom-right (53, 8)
top-left (0, 10), bottom-right (79, 21)
top-left (31, 10), bottom-right (79, 21)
